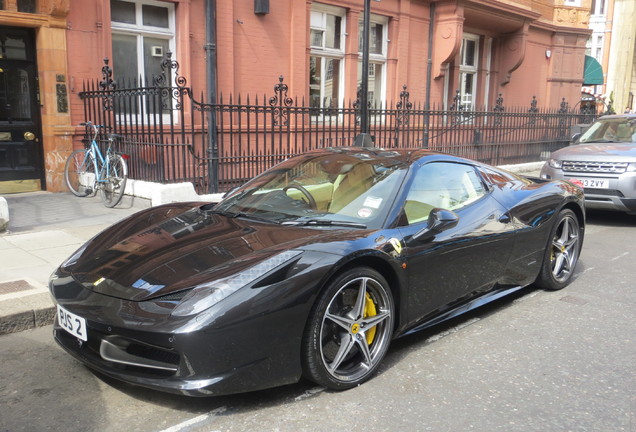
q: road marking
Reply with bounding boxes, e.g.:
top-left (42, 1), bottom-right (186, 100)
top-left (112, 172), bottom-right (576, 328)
top-left (610, 252), bottom-right (629, 261)
top-left (159, 407), bottom-right (227, 432)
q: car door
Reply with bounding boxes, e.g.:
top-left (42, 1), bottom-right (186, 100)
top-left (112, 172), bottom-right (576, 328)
top-left (397, 161), bottom-right (516, 326)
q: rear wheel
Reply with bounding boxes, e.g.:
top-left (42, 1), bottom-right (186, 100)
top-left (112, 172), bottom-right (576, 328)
top-left (100, 154), bottom-right (128, 208)
top-left (535, 209), bottom-right (581, 290)
top-left (302, 267), bottom-right (394, 390)
top-left (64, 149), bottom-right (96, 197)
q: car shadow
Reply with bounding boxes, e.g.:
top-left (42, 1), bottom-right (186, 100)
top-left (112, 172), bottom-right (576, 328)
top-left (88, 363), bottom-right (325, 413)
top-left (380, 285), bottom-right (536, 369)
top-left (89, 285), bottom-right (543, 414)
top-left (585, 209), bottom-right (636, 227)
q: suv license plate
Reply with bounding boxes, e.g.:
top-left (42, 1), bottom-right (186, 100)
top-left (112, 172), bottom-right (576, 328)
top-left (57, 304), bottom-right (88, 342)
top-left (572, 178), bottom-right (609, 189)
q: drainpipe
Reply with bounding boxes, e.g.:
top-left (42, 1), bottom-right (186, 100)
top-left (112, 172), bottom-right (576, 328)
top-left (205, 0), bottom-right (219, 192)
top-left (424, 2), bottom-right (436, 148)
top-left (354, 0), bottom-right (373, 148)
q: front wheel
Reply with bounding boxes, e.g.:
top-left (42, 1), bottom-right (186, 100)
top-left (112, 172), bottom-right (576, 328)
top-left (535, 208), bottom-right (582, 290)
top-left (302, 267), bottom-right (394, 390)
top-left (100, 154), bottom-right (128, 208)
top-left (64, 149), bottom-right (96, 197)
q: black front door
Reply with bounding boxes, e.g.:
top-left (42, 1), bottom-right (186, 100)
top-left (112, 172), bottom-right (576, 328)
top-left (0, 26), bottom-right (43, 193)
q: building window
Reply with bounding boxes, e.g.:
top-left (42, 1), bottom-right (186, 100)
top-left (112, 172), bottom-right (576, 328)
top-left (590, 0), bottom-right (606, 15)
top-left (357, 16), bottom-right (387, 108)
top-left (309, 5), bottom-right (345, 111)
top-left (595, 35), bottom-right (603, 61)
top-left (110, 0), bottom-right (175, 84)
top-left (17, 0), bottom-right (36, 13)
top-left (564, 0), bottom-right (582, 7)
top-left (110, 0), bottom-right (175, 118)
top-left (458, 34), bottom-right (479, 111)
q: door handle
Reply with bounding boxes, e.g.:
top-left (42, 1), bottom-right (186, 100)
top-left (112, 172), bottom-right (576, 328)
top-left (24, 131), bottom-right (36, 141)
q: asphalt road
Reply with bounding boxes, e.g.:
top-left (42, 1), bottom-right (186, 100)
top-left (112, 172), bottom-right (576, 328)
top-left (1, 211), bottom-right (635, 432)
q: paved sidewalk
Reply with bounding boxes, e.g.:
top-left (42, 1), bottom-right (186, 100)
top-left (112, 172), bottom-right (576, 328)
top-left (0, 192), bottom-right (151, 334)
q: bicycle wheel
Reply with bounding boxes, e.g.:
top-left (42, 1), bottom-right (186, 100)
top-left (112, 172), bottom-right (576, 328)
top-left (100, 153), bottom-right (128, 208)
top-left (64, 149), bottom-right (96, 197)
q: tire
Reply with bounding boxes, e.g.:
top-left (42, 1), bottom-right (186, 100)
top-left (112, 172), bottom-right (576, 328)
top-left (535, 209), bottom-right (582, 290)
top-left (100, 154), bottom-right (128, 208)
top-left (302, 267), bottom-right (394, 390)
top-left (64, 149), bottom-right (96, 197)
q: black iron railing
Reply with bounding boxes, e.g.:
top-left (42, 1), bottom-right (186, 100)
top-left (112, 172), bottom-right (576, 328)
top-left (79, 55), bottom-right (599, 194)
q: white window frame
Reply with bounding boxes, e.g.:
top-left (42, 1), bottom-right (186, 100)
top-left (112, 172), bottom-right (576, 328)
top-left (458, 33), bottom-right (480, 112)
top-left (590, 0), bottom-right (607, 15)
top-left (594, 34), bottom-right (604, 62)
top-left (110, 0), bottom-right (176, 123)
top-left (357, 14), bottom-right (388, 109)
top-left (309, 4), bottom-right (346, 119)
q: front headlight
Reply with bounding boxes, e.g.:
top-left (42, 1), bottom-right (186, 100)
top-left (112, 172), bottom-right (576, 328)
top-left (548, 158), bottom-right (562, 169)
top-left (171, 250), bottom-right (303, 317)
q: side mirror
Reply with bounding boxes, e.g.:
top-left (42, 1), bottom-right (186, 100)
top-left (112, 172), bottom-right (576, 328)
top-left (412, 208), bottom-right (459, 241)
top-left (570, 133), bottom-right (581, 144)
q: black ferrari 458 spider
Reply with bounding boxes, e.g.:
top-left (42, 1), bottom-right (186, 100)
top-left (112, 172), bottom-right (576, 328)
top-left (50, 147), bottom-right (585, 396)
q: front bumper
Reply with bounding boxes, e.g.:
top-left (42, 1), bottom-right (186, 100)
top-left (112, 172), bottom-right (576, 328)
top-left (49, 267), bottom-right (323, 396)
top-left (540, 165), bottom-right (636, 213)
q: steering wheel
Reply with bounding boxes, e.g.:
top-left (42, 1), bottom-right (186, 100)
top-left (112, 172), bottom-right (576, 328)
top-left (283, 184), bottom-right (317, 210)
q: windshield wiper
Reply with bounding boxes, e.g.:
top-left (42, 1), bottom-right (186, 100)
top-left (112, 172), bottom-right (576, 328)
top-left (582, 138), bottom-right (620, 143)
top-left (281, 219), bottom-right (367, 229)
top-left (205, 209), bottom-right (279, 224)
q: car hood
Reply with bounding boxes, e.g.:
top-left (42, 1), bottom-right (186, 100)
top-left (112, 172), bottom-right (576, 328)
top-left (553, 142), bottom-right (636, 160)
top-left (63, 203), bottom-right (360, 301)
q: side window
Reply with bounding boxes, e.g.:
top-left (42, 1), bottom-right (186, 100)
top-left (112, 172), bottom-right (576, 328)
top-left (403, 162), bottom-right (486, 225)
top-left (477, 166), bottom-right (517, 185)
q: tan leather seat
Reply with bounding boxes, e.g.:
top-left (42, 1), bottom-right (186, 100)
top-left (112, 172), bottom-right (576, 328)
top-left (329, 163), bottom-right (374, 213)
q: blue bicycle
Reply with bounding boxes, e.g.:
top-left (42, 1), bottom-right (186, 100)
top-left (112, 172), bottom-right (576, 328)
top-left (64, 122), bottom-right (128, 208)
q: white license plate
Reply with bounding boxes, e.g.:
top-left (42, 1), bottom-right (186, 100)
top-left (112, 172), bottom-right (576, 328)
top-left (57, 304), bottom-right (88, 342)
top-left (572, 178), bottom-right (609, 189)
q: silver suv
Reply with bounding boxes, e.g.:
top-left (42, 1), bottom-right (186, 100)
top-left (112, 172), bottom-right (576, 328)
top-left (540, 114), bottom-right (636, 214)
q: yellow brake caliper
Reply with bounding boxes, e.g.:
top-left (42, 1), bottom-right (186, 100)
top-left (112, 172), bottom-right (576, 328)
top-left (363, 292), bottom-right (377, 345)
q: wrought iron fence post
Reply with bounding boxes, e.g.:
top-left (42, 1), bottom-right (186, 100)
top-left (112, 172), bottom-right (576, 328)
top-left (269, 75), bottom-right (293, 127)
top-left (395, 85), bottom-right (413, 147)
top-left (450, 89), bottom-right (463, 125)
top-left (558, 97), bottom-right (569, 137)
top-left (528, 96), bottom-right (538, 125)
top-left (99, 58), bottom-right (116, 111)
top-left (493, 93), bottom-right (504, 126)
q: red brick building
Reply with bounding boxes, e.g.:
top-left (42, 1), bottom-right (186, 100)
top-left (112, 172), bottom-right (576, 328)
top-left (0, 0), bottom-right (592, 193)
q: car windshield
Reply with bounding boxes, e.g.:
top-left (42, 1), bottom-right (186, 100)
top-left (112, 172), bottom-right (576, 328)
top-left (579, 117), bottom-right (636, 143)
top-left (213, 152), bottom-right (408, 229)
